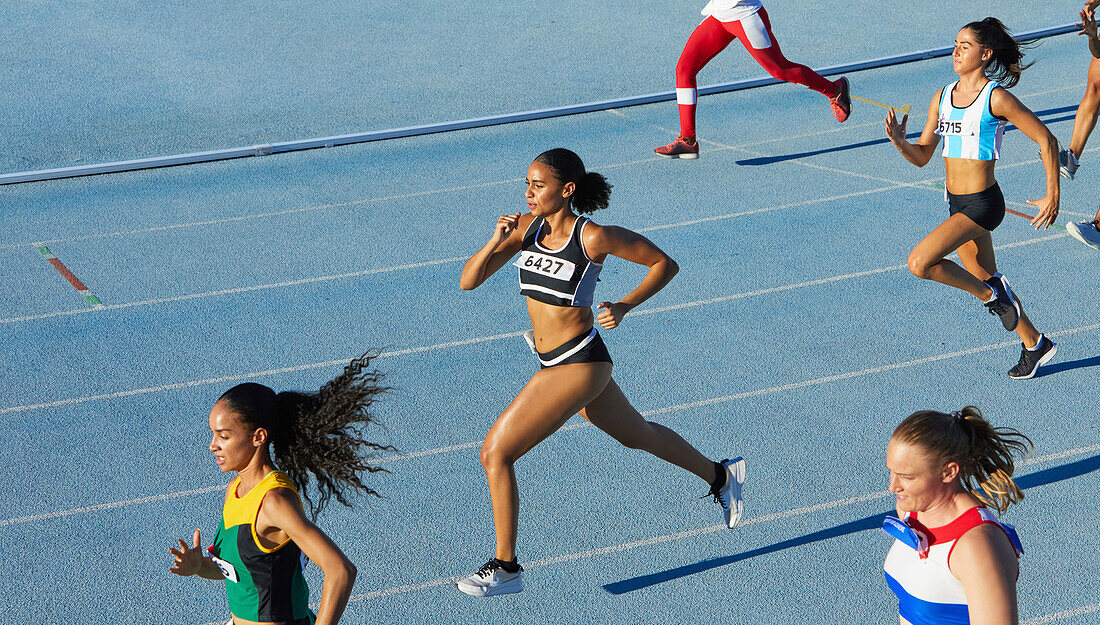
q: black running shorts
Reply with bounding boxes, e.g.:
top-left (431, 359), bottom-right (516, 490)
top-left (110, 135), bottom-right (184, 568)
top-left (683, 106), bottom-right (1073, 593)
top-left (947, 182), bottom-right (1006, 231)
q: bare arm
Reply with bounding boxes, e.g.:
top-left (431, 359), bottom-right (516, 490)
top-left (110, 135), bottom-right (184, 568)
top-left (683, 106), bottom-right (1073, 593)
top-left (168, 528), bottom-right (226, 581)
top-left (951, 524), bottom-right (1020, 625)
top-left (459, 213), bottom-right (527, 290)
top-left (990, 87), bottom-right (1060, 228)
top-left (262, 490), bottom-right (356, 625)
top-left (583, 224), bottom-right (678, 329)
top-left (885, 90), bottom-right (942, 167)
top-left (1079, 9), bottom-right (1100, 59)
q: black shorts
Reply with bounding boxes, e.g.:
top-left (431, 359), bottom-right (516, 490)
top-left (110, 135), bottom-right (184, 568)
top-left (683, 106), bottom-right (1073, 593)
top-left (947, 182), bottom-right (1005, 231)
top-left (530, 328), bottom-right (613, 369)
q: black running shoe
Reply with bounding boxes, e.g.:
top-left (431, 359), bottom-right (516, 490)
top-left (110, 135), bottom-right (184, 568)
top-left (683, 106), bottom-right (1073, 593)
top-left (1008, 335), bottom-right (1057, 380)
top-left (983, 274), bottom-right (1021, 331)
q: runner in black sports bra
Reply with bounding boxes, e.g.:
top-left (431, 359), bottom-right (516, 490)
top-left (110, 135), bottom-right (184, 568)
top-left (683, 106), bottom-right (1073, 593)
top-left (455, 148), bottom-right (747, 597)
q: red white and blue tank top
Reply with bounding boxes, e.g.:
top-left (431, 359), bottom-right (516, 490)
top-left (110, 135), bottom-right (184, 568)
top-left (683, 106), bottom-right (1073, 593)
top-left (515, 215), bottom-right (602, 307)
top-left (883, 506), bottom-right (1023, 625)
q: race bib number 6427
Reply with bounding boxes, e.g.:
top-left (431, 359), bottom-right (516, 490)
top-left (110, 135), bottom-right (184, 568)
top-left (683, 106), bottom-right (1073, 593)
top-left (514, 251), bottom-right (575, 281)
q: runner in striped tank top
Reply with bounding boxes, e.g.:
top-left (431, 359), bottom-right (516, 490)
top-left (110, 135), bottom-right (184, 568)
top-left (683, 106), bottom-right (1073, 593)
top-left (883, 406), bottom-right (1032, 625)
top-left (884, 18), bottom-right (1060, 380)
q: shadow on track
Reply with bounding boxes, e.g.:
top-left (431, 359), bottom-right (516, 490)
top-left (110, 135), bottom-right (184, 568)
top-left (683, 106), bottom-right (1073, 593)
top-left (602, 452), bottom-right (1100, 594)
top-left (735, 106), bottom-right (1077, 167)
top-left (1032, 354), bottom-right (1100, 379)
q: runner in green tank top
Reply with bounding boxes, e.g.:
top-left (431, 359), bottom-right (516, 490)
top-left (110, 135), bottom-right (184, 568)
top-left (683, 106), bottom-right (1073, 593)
top-left (169, 353), bottom-right (392, 625)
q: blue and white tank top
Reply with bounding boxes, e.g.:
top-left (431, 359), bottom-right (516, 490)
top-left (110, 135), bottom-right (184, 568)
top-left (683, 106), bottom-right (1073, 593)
top-left (937, 81), bottom-right (1006, 161)
top-left (515, 215), bottom-right (602, 307)
top-left (883, 507), bottom-right (1023, 625)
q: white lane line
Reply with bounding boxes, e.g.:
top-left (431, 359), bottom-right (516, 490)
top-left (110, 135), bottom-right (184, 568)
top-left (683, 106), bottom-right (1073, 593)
top-left (0, 233), bottom-right (1068, 416)
top-left (638, 183), bottom-right (911, 233)
top-left (0, 485), bottom-right (224, 528)
top-left (0, 180), bottom-right (523, 252)
top-left (0, 330), bottom-right (527, 416)
top-left (7, 351), bottom-right (1098, 531)
top-left (0, 182), bottom-right (1062, 329)
top-left (1023, 603), bottom-right (1100, 624)
top-left (0, 175), bottom-right (937, 327)
top-left (3, 130), bottom-right (1072, 327)
top-left (339, 442), bottom-right (1100, 605)
top-left (635, 232), bottom-right (1064, 316)
top-left (0, 255), bottom-right (467, 325)
top-left (1, 83), bottom-right (1072, 258)
top-left (0, 117), bottom-right (892, 253)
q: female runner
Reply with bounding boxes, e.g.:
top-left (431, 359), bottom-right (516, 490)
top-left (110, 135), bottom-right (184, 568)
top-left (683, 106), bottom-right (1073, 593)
top-left (168, 354), bottom-right (390, 624)
top-left (456, 148), bottom-right (745, 596)
top-left (1065, 2), bottom-right (1100, 249)
top-left (655, 0), bottom-right (851, 159)
top-left (884, 406), bottom-right (1031, 625)
top-left (885, 18), bottom-right (1059, 379)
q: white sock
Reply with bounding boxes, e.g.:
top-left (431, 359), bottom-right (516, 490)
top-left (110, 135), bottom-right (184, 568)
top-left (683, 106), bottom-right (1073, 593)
top-left (1027, 334), bottom-right (1045, 351)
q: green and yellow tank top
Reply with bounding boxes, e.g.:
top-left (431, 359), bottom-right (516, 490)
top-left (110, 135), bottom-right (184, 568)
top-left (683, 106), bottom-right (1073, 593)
top-left (209, 471), bottom-right (314, 624)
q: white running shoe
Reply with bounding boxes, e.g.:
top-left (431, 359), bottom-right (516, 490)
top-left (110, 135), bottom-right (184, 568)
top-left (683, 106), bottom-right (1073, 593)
top-left (1067, 220), bottom-right (1100, 250)
top-left (708, 458), bottom-right (746, 529)
top-left (456, 559), bottom-right (524, 597)
top-left (1059, 148), bottom-right (1079, 179)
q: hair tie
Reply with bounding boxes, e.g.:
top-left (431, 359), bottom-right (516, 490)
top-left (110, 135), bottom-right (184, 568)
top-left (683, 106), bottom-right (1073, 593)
top-left (951, 410), bottom-right (965, 423)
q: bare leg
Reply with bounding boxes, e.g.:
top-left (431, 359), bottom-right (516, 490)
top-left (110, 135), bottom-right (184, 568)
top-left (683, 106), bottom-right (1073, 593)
top-left (579, 377), bottom-right (716, 483)
top-left (907, 213), bottom-right (996, 299)
top-left (1070, 57), bottom-right (1100, 159)
top-left (957, 234), bottom-right (1041, 348)
top-left (479, 362), bottom-right (612, 562)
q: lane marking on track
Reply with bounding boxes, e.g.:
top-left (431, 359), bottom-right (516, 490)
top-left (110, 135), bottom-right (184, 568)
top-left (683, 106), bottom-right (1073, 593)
top-left (332, 442), bottom-right (1100, 605)
top-left (0, 234), bottom-right (1071, 415)
top-left (0, 170), bottom-right (1057, 328)
top-left (0, 119), bottom-right (886, 253)
top-left (0, 255), bottom-right (468, 325)
top-left (33, 245), bottom-right (106, 309)
top-left (0, 485), bottom-right (224, 528)
top-left (2, 76), bottom-right (1069, 254)
top-left (624, 109), bottom-right (1081, 233)
top-left (1022, 602), bottom-right (1100, 624)
top-left (5, 354), bottom-right (1098, 529)
top-left (201, 596), bottom-right (1098, 625)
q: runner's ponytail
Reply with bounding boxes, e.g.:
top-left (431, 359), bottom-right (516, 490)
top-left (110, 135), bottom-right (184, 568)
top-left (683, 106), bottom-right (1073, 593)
top-left (964, 17), bottom-right (1033, 88)
top-left (892, 406), bottom-right (1032, 514)
top-left (534, 148), bottom-right (612, 214)
top-left (218, 352), bottom-right (393, 519)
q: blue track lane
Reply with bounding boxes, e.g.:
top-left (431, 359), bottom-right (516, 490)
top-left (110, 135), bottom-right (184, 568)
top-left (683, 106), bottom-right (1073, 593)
top-left (1, 9), bottom-right (1098, 625)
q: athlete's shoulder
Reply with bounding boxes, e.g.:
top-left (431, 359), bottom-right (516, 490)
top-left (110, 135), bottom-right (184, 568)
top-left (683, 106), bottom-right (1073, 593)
top-left (579, 219), bottom-right (615, 246)
top-left (259, 482), bottom-right (306, 520)
top-left (949, 520), bottom-right (1019, 573)
top-left (988, 83), bottom-right (1023, 119)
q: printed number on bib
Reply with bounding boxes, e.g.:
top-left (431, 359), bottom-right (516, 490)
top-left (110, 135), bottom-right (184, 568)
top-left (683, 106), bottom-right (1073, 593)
top-left (514, 251), bottom-right (575, 280)
top-left (937, 118), bottom-right (973, 136)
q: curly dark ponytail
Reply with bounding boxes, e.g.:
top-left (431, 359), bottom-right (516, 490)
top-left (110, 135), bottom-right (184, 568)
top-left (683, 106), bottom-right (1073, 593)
top-left (534, 148), bottom-right (612, 214)
top-left (963, 17), bottom-right (1034, 88)
top-left (218, 351), bottom-right (394, 519)
top-left (892, 406), bottom-right (1032, 514)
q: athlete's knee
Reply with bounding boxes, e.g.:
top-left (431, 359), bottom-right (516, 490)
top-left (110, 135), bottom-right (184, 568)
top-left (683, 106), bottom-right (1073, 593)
top-left (1084, 79), bottom-right (1100, 103)
top-left (907, 250), bottom-right (936, 280)
top-left (479, 438), bottom-right (515, 472)
top-left (756, 58), bottom-right (789, 81)
top-left (675, 57), bottom-right (701, 86)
